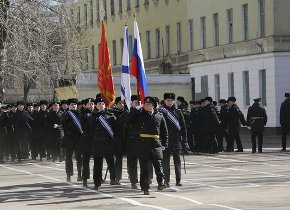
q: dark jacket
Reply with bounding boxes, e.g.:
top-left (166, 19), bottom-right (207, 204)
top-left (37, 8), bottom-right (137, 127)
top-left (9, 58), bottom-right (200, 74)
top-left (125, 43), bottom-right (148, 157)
top-left (280, 98), bottom-right (290, 129)
top-left (47, 110), bottom-right (64, 140)
top-left (89, 110), bottom-right (116, 156)
top-left (129, 108), bottom-right (168, 160)
top-left (159, 105), bottom-right (187, 150)
top-left (247, 102), bottom-right (267, 132)
top-left (226, 104), bottom-right (247, 131)
top-left (197, 104), bottom-right (220, 135)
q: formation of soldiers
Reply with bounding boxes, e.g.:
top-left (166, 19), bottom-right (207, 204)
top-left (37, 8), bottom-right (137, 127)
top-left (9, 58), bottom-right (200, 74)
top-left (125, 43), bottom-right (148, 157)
top-left (0, 92), bottom-right (289, 195)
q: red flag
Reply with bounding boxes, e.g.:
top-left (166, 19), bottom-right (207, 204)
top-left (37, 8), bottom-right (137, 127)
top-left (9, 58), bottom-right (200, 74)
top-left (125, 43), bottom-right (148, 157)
top-left (98, 21), bottom-right (115, 107)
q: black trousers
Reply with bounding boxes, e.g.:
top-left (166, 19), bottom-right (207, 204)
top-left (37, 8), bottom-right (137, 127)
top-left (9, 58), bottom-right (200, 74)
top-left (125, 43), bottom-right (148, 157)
top-left (162, 149), bottom-right (181, 184)
top-left (228, 130), bottom-right (243, 151)
top-left (93, 154), bottom-right (116, 187)
top-left (65, 137), bottom-right (82, 177)
top-left (139, 154), bottom-right (164, 191)
top-left (251, 130), bottom-right (263, 152)
top-left (82, 153), bottom-right (91, 180)
top-left (127, 156), bottom-right (138, 184)
top-left (282, 128), bottom-right (289, 150)
top-left (217, 129), bottom-right (229, 152)
top-left (115, 154), bottom-right (123, 181)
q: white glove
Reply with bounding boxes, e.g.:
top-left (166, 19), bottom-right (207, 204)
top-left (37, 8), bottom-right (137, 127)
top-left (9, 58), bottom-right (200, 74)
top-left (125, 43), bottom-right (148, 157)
top-left (247, 126), bottom-right (251, 130)
top-left (54, 124), bottom-right (59, 129)
top-left (136, 104), bottom-right (144, 110)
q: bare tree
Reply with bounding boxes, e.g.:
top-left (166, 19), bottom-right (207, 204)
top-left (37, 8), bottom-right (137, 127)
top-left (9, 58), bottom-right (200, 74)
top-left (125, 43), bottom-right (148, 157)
top-left (0, 0), bottom-right (82, 102)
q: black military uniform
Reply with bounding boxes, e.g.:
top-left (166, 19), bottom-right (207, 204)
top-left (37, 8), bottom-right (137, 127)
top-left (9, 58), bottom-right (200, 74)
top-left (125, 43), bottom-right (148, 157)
top-left (159, 93), bottom-right (189, 187)
top-left (196, 97), bottom-right (220, 153)
top-left (34, 100), bottom-right (49, 160)
top-left (216, 99), bottom-right (229, 152)
top-left (247, 98), bottom-right (268, 153)
top-left (280, 93), bottom-right (290, 151)
top-left (5, 105), bottom-right (16, 161)
top-left (12, 101), bottom-right (33, 162)
top-left (88, 97), bottom-right (119, 190)
top-left (129, 96), bottom-right (168, 195)
top-left (79, 98), bottom-right (94, 187)
top-left (63, 98), bottom-right (83, 182)
top-left (225, 97), bottom-right (247, 152)
top-left (0, 103), bottom-right (6, 163)
top-left (109, 96), bottom-right (128, 183)
top-left (47, 102), bottom-right (64, 161)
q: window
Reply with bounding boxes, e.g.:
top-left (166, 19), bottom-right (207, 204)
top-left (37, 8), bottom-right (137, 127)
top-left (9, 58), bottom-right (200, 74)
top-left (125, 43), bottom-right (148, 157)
top-left (155, 28), bottom-right (160, 58)
top-left (77, 6), bottom-right (81, 25)
top-left (228, 72), bottom-right (234, 97)
top-left (120, 38), bottom-right (124, 63)
top-left (129, 35), bottom-right (133, 59)
top-left (135, 0), bottom-right (139, 8)
top-left (259, 69), bottom-right (267, 105)
top-left (112, 40), bottom-right (117, 65)
top-left (90, 0), bottom-right (94, 26)
top-left (146, 30), bottom-right (151, 59)
top-left (91, 45), bottom-right (95, 69)
top-left (243, 71), bottom-right (250, 106)
top-left (70, 9), bottom-right (74, 23)
top-left (103, 0), bottom-right (107, 20)
top-left (242, 4), bottom-right (249, 40)
top-left (227, 9), bottom-right (233, 44)
top-left (144, 0), bottom-right (149, 6)
top-left (85, 48), bottom-right (89, 70)
top-left (188, 19), bottom-right (193, 51)
top-left (96, 0), bottom-right (100, 21)
top-left (200, 16), bottom-right (206, 48)
top-left (213, 13), bottom-right (219, 46)
top-left (119, 0), bottom-right (122, 12)
top-left (201, 75), bottom-right (209, 99)
top-left (111, 0), bottom-right (115, 16)
top-left (214, 74), bottom-right (220, 101)
top-left (165, 25), bottom-right (170, 56)
top-left (78, 49), bottom-right (83, 69)
top-left (84, 3), bottom-right (88, 26)
top-left (127, 0), bottom-right (131, 10)
top-left (177, 22), bottom-right (182, 54)
top-left (259, 0), bottom-right (265, 37)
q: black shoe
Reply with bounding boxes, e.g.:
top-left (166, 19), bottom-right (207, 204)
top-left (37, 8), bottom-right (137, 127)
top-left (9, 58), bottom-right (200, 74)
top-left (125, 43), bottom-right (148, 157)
top-left (164, 182), bottom-right (170, 188)
top-left (83, 179), bottom-right (88, 187)
top-left (66, 176), bottom-right (71, 182)
top-left (175, 182), bottom-right (182, 186)
top-left (18, 159), bottom-right (22, 162)
top-left (94, 185), bottom-right (99, 190)
top-left (224, 149), bottom-right (234, 152)
top-left (40, 157), bottom-right (43, 161)
top-left (252, 150), bottom-right (256, 153)
top-left (157, 184), bottom-right (166, 191)
top-left (0, 159), bottom-right (5, 164)
top-left (131, 183), bottom-right (138, 189)
top-left (280, 149), bottom-right (286, 152)
top-left (77, 176), bottom-right (83, 181)
top-left (235, 149), bottom-right (243, 152)
top-left (110, 180), bottom-right (120, 185)
top-left (31, 157), bottom-right (36, 160)
top-left (143, 189), bottom-right (150, 195)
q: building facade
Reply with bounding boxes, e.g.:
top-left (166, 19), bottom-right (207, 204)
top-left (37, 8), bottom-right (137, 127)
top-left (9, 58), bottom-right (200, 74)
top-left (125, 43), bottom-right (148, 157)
top-left (71, 0), bottom-right (290, 127)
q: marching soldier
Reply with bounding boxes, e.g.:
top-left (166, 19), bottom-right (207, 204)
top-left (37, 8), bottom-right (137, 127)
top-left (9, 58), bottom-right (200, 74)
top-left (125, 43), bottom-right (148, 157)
top-left (47, 101), bottom-right (64, 161)
top-left (225, 97), bottom-right (247, 152)
top-left (160, 93), bottom-right (190, 187)
top-left (88, 97), bottom-right (119, 190)
top-left (129, 96), bottom-right (168, 195)
top-left (280, 92), bottom-right (290, 152)
top-left (12, 101), bottom-right (33, 162)
top-left (109, 96), bottom-right (128, 183)
top-left (217, 99), bottom-right (229, 152)
top-left (80, 98), bottom-right (95, 187)
top-left (0, 102), bottom-right (6, 164)
top-left (247, 98), bottom-right (268, 153)
top-left (63, 98), bottom-right (83, 182)
top-left (196, 97), bottom-right (220, 153)
top-left (30, 103), bottom-right (40, 160)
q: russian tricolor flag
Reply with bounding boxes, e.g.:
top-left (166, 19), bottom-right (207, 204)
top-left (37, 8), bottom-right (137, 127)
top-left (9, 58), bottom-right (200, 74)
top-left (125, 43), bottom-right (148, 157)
top-left (121, 25), bottom-right (131, 109)
top-left (131, 20), bottom-right (148, 102)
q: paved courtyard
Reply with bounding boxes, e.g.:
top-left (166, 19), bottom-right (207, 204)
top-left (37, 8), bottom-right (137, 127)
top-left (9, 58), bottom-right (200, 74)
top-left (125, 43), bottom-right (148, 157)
top-left (0, 135), bottom-right (290, 210)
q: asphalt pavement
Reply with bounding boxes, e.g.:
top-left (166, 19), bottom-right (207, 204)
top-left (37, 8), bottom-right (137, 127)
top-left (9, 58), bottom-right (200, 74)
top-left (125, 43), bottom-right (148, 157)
top-left (0, 135), bottom-right (290, 210)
